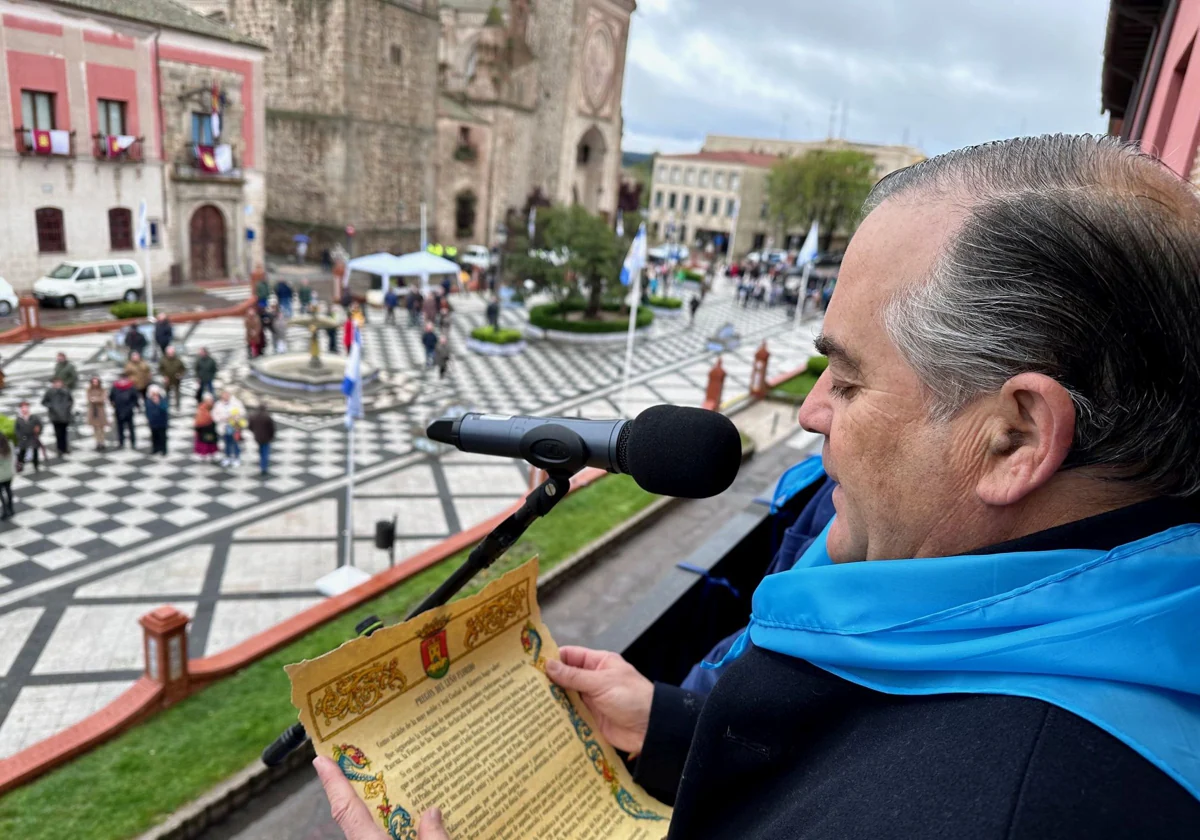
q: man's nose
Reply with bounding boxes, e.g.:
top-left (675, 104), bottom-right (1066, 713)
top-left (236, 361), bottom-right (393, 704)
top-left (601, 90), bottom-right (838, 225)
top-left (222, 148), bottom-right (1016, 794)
top-left (797, 370), bottom-right (832, 437)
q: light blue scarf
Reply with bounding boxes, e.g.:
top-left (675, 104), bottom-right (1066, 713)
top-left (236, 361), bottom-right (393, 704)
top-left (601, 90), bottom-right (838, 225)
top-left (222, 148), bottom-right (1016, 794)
top-left (708, 519), bottom-right (1200, 801)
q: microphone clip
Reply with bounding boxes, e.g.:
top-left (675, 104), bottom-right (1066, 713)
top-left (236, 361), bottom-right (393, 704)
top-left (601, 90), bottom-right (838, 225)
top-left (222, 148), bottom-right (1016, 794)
top-left (518, 423), bottom-right (589, 479)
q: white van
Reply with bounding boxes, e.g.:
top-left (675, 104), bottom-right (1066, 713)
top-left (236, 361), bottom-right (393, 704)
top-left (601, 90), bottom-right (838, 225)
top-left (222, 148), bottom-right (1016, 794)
top-left (33, 260), bottom-right (144, 309)
top-left (0, 277), bottom-right (17, 316)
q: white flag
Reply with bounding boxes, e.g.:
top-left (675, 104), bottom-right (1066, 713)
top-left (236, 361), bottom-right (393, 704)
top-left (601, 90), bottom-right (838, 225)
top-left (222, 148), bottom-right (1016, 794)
top-left (48, 129), bottom-right (70, 155)
top-left (620, 223), bottom-right (647, 286)
top-left (615, 210), bottom-right (624, 239)
top-left (214, 144), bottom-right (234, 173)
top-left (797, 220), bottom-right (819, 265)
top-left (137, 200), bottom-right (149, 250)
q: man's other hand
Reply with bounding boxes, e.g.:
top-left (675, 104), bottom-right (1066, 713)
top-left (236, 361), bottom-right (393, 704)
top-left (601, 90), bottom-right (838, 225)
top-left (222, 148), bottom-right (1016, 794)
top-left (314, 756), bottom-right (449, 840)
top-left (546, 647), bottom-right (654, 755)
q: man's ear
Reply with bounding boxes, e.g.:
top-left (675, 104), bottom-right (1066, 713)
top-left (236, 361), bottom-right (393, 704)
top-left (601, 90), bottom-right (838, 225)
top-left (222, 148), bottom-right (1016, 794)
top-left (976, 372), bottom-right (1076, 507)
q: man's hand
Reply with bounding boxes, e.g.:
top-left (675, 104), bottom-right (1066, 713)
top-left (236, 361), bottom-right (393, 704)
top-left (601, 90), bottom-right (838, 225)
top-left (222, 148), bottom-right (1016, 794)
top-left (313, 756), bottom-right (449, 840)
top-left (545, 647), bottom-right (654, 755)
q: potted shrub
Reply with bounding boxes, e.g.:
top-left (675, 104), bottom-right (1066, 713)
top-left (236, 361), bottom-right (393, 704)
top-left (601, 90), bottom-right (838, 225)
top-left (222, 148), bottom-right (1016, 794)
top-left (645, 295), bottom-right (684, 318)
top-left (467, 325), bottom-right (527, 356)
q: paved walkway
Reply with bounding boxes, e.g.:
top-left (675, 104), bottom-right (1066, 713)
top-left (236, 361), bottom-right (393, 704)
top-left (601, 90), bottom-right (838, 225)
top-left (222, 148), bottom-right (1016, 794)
top-left (0, 283), bottom-right (821, 758)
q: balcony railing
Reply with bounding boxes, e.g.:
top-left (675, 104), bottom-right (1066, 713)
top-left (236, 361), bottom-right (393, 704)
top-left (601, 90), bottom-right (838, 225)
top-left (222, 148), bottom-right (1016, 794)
top-left (173, 143), bottom-right (241, 179)
top-left (92, 134), bottom-right (144, 162)
top-left (14, 127), bottom-right (76, 157)
top-left (453, 143), bottom-right (478, 163)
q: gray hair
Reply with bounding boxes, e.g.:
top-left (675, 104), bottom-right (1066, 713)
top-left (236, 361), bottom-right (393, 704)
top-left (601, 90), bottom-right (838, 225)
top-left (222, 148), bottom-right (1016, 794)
top-left (866, 134), bottom-right (1200, 496)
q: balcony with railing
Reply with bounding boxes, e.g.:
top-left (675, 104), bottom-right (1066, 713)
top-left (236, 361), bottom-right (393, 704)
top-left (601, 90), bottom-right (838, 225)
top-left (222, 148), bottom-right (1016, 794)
top-left (91, 134), bottom-right (145, 162)
top-left (453, 142), bottom-right (479, 163)
top-left (14, 127), bottom-right (76, 157)
top-left (172, 142), bottom-right (242, 181)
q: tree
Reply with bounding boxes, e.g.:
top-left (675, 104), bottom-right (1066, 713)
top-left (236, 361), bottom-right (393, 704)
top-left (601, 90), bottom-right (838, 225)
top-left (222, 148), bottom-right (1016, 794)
top-left (518, 205), bottom-right (617, 318)
top-left (766, 150), bottom-right (875, 252)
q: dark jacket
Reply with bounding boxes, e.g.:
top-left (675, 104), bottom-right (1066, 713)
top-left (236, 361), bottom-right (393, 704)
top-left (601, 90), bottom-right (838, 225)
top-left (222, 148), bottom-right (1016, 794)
top-left (154, 319), bottom-right (173, 348)
top-left (194, 355), bottom-right (218, 382)
top-left (160, 355), bottom-right (186, 385)
top-left (637, 497), bottom-right (1200, 840)
top-left (125, 326), bottom-right (147, 355)
top-left (384, 289), bottom-right (399, 309)
top-left (108, 379), bottom-right (140, 419)
top-left (298, 284), bottom-right (313, 307)
top-left (247, 409), bottom-right (275, 445)
top-left (486, 301), bottom-right (500, 324)
top-left (52, 360), bottom-right (77, 391)
top-left (14, 414), bottom-right (41, 447)
top-left (144, 397), bottom-right (169, 429)
top-left (275, 281), bottom-right (292, 303)
top-left (41, 387), bottom-right (73, 424)
top-left (422, 330), bottom-right (438, 352)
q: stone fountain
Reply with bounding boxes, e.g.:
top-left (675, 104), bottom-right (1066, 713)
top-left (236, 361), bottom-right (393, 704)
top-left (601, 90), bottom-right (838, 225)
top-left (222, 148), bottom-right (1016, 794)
top-left (228, 310), bottom-right (418, 415)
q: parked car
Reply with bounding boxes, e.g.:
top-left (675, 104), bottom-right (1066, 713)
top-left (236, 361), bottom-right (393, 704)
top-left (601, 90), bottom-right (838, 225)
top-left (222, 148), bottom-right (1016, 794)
top-left (33, 259), bottom-right (144, 309)
top-left (0, 277), bottom-right (17, 316)
top-left (459, 244), bottom-right (494, 271)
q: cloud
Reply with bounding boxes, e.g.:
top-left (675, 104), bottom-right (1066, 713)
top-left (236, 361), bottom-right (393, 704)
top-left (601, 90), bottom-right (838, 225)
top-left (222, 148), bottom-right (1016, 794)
top-left (620, 0), bottom-right (1109, 156)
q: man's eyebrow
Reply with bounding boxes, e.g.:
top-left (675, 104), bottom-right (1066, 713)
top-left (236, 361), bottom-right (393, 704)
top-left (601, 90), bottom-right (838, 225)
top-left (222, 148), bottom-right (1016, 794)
top-left (814, 334), bottom-right (863, 376)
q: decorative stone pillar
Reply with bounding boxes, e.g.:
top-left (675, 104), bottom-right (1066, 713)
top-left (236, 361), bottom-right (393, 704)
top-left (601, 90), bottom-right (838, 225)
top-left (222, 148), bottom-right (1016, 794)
top-left (19, 297), bottom-right (41, 340)
top-left (140, 606), bottom-right (191, 705)
top-left (703, 357), bottom-right (727, 411)
top-left (750, 341), bottom-right (771, 399)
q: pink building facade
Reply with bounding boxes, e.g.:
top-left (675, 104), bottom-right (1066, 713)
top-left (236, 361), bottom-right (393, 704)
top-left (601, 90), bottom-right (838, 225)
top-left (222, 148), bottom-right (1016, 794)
top-left (0, 0), bottom-right (266, 288)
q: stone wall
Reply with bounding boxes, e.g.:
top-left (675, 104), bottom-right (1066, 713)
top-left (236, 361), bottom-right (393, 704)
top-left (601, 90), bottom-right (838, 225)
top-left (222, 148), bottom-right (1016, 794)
top-left (158, 61), bottom-right (248, 170)
top-left (435, 115), bottom-right (491, 245)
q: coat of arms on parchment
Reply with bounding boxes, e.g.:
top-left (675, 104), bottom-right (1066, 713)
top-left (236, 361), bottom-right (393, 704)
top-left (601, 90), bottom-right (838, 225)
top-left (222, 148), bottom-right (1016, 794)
top-left (418, 615), bottom-right (451, 679)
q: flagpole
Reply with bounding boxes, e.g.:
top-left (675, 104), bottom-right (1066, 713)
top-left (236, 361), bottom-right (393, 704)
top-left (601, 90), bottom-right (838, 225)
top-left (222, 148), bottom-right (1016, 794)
top-left (139, 199), bottom-right (154, 323)
top-left (620, 265), bottom-right (641, 418)
top-left (344, 418), bottom-right (355, 567)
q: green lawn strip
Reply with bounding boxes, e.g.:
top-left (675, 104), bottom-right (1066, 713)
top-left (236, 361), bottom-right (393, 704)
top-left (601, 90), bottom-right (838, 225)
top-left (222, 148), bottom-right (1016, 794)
top-left (0, 474), bottom-right (656, 840)
top-left (768, 357), bottom-right (827, 401)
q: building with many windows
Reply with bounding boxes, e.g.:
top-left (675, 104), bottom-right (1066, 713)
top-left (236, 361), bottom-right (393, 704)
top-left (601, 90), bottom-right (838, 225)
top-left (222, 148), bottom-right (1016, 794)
top-left (646, 135), bottom-right (924, 259)
top-left (0, 0), bottom-right (265, 289)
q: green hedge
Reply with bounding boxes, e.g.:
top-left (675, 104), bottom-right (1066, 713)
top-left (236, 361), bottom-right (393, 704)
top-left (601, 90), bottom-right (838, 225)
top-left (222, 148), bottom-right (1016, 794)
top-left (646, 296), bottom-right (682, 309)
top-left (470, 326), bottom-right (524, 345)
top-left (109, 302), bottom-right (154, 319)
top-left (0, 415), bottom-right (14, 443)
top-left (529, 302), bottom-right (653, 334)
top-left (806, 355), bottom-right (829, 374)
top-left (678, 268), bottom-right (704, 283)
top-left (769, 356), bottom-right (829, 401)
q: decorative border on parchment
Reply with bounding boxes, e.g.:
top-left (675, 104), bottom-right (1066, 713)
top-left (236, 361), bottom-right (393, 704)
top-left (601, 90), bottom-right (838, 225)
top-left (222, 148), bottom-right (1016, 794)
top-left (305, 578), bottom-right (532, 741)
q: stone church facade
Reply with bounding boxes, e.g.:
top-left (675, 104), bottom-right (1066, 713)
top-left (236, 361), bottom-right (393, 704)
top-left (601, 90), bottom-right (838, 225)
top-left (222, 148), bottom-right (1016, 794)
top-left (182, 0), bottom-right (631, 257)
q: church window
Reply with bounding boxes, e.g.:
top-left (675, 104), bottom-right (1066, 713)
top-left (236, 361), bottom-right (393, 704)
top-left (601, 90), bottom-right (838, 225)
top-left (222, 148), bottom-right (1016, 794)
top-left (577, 143), bottom-right (591, 165)
top-left (455, 190), bottom-right (477, 238)
top-left (390, 45), bottom-right (403, 66)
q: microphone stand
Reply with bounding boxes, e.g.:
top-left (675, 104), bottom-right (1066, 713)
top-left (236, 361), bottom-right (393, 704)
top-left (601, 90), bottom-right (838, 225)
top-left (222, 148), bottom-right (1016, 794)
top-left (263, 425), bottom-right (587, 767)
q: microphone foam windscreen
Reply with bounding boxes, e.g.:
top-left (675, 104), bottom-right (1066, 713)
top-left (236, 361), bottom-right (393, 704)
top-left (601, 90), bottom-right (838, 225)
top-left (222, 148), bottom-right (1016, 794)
top-left (626, 405), bottom-right (742, 498)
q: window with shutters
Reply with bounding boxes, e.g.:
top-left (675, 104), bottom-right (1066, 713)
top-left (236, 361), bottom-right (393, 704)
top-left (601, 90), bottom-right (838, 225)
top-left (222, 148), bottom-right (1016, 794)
top-left (36, 208), bottom-right (66, 253)
top-left (109, 208), bottom-right (133, 250)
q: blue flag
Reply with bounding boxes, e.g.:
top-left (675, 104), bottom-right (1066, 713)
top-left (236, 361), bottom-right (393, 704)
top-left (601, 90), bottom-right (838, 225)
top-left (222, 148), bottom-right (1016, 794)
top-left (342, 325), bottom-right (363, 428)
top-left (619, 222), bottom-right (647, 286)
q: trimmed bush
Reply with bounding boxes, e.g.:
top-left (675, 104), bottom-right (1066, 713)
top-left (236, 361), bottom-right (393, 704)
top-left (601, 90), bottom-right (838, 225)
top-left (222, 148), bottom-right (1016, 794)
top-left (0, 415), bottom-right (14, 443)
top-left (528, 302), bottom-right (653, 334)
top-left (109, 302), bottom-right (153, 319)
top-left (678, 268), bottom-right (704, 283)
top-left (646, 296), bottom-right (682, 309)
top-left (470, 326), bottom-right (524, 345)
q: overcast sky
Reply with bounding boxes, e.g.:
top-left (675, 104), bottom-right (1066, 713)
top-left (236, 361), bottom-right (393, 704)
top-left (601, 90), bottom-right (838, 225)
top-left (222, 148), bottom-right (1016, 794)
top-left (620, 0), bottom-right (1110, 156)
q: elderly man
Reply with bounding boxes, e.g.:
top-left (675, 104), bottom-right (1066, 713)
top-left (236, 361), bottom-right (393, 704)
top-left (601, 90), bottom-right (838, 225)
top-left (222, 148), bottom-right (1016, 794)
top-left (316, 136), bottom-right (1200, 839)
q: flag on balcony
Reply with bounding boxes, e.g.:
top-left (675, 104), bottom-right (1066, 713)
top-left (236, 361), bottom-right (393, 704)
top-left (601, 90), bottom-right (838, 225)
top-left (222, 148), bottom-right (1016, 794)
top-left (195, 145), bottom-right (218, 173)
top-left (210, 81), bottom-right (222, 140)
top-left (32, 130), bottom-right (51, 154)
top-left (48, 129), bottom-right (70, 155)
top-left (214, 143), bottom-right (233, 174)
top-left (106, 135), bottom-right (136, 157)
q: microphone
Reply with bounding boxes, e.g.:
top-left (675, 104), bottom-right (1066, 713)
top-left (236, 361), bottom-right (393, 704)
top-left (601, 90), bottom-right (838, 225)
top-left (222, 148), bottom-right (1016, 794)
top-left (426, 405), bottom-right (741, 498)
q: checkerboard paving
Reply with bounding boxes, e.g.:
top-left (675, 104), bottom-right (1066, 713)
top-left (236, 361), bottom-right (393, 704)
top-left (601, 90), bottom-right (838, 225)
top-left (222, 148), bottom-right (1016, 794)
top-left (0, 279), bottom-right (819, 759)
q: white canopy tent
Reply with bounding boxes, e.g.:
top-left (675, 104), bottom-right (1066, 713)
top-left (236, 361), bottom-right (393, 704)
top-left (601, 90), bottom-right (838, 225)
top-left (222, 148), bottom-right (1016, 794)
top-left (344, 251), bottom-right (462, 304)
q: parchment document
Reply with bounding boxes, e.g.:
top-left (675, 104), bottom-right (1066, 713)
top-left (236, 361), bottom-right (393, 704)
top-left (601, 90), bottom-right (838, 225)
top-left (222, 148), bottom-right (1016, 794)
top-left (286, 559), bottom-right (672, 839)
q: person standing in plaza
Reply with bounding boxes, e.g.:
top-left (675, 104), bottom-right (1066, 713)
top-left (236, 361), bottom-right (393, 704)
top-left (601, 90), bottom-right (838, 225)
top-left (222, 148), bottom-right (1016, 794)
top-left (422, 288), bottom-right (439, 326)
top-left (212, 390), bottom-right (246, 468)
top-left (124, 351), bottom-right (152, 402)
top-left (245, 306), bottom-right (264, 358)
top-left (255, 274), bottom-right (271, 308)
top-left (108, 373), bottom-right (140, 449)
top-left (324, 302), bottom-right (340, 353)
top-left (0, 434), bottom-right (14, 519)
top-left (422, 322), bottom-right (438, 368)
top-left (86, 376), bottom-right (108, 451)
top-left (435, 335), bottom-right (451, 380)
top-left (271, 303), bottom-right (289, 354)
top-left (193, 395), bottom-right (219, 462)
top-left (437, 295), bottom-right (453, 333)
top-left (154, 314), bottom-right (173, 359)
top-left (247, 403), bottom-right (276, 477)
top-left (52, 352), bottom-right (77, 392)
top-left (384, 285), bottom-right (399, 324)
top-left (486, 295), bottom-right (500, 331)
top-left (407, 288), bottom-right (422, 327)
top-left (298, 279), bottom-right (313, 314)
top-left (276, 277), bottom-right (294, 317)
top-left (194, 347), bottom-right (218, 402)
top-left (145, 385), bottom-right (170, 456)
top-left (689, 294), bottom-right (701, 327)
top-left (159, 346), bottom-right (186, 410)
top-left (41, 378), bottom-right (73, 457)
top-left (14, 401), bottom-right (42, 473)
top-left (260, 304), bottom-right (277, 355)
top-left (124, 322), bottom-right (147, 359)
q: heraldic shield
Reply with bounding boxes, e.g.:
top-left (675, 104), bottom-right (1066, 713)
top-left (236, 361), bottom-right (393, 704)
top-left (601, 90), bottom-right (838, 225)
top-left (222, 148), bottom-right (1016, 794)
top-left (418, 616), bottom-right (451, 679)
